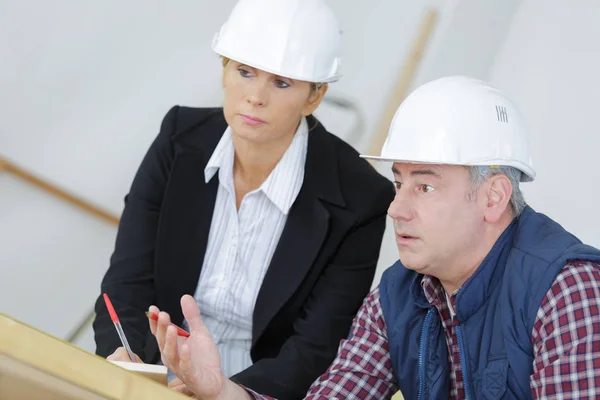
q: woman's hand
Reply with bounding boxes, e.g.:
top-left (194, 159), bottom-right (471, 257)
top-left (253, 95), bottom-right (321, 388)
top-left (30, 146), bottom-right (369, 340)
top-left (106, 347), bottom-right (142, 363)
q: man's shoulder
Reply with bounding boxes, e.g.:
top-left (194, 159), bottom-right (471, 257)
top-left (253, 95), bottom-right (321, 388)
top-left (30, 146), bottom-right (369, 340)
top-left (543, 260), bottom-right (600, 300)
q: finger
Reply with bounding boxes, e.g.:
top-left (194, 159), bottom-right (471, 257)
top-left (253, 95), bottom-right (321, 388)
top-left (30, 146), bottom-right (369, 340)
top-left (169, 382), bottom-right (187, 392)
top-left (160, 353), bottom-right (170, 370)
top-left (107, 347), bottom-right (127, 361)
top-left (181, 295), bottom-right (210, 336)
top-left (168, 378), bottom-right (184, 389)
top-left (162, 325), bottom-right (180, 374)
top-left (155, 311), bottom-right (172, 352)
top-left (148, 305), bottom-right (160, 335)
top-left (107, 347), bottom-right (143, 363)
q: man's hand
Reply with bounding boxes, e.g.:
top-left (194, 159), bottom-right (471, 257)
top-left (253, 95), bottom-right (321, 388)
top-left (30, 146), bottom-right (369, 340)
top-left (149, 295), bottom-right (251, 400)
top-left (169, 377), bottom-right (199, 398)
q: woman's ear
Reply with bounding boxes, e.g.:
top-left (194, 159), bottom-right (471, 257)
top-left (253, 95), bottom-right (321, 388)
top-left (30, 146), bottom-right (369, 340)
top-left (302, 84), bottom-right (328, 116)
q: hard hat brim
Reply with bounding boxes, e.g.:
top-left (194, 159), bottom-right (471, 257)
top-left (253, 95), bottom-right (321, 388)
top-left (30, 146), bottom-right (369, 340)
top-left (360, 155), bottom-right (535, 182)
top-left (213, 41), bottom-right (342, 83)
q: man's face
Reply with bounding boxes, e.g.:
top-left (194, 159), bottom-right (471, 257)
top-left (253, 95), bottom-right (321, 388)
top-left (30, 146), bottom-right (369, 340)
top-left (388, 163), bottom-right (486, 277)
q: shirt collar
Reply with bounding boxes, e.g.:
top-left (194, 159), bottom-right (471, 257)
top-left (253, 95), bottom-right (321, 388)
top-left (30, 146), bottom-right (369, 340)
top-left (421, 275), bottom-right (458, 318)
top-left (260, 117), bottom-right (308, 214)
top-left (421, 275), bottom-right (447, 308)
top-left (204, 126), bottom-right (233, 184)
top-left (203, 117), bottom-right (308, 215)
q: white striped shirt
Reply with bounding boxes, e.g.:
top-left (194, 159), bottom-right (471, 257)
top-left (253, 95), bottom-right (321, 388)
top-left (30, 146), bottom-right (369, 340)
top-left (187, 117), bottom-right (308, 377)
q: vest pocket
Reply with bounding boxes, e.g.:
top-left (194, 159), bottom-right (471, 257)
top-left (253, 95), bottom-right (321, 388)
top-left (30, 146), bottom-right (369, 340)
top-left (482, 359), bottom-right (508, 399)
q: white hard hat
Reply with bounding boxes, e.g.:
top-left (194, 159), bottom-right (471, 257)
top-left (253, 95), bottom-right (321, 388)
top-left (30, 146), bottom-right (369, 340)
top-left (212, 0), bottom-right (342, 83)
top-left (362, 76), bottom-right (536, 182)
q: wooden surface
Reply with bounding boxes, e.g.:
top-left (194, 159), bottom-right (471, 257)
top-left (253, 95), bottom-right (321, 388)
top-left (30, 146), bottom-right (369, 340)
top-left (0, 313), bottom-right (187, 400)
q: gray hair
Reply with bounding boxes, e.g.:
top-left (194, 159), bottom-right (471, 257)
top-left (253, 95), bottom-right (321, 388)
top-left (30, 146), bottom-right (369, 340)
top-left (467, 166), bottom-right (526, 217)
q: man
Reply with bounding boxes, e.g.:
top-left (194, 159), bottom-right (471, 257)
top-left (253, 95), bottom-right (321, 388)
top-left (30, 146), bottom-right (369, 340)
top-left (151, 76), bottom-right (600, 399)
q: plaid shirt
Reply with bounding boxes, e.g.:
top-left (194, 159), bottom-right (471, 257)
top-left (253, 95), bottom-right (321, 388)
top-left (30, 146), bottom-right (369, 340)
top-left (420, 274), bottom-right (465, 398)
top-left (247, 260), bottom-right (600, 399)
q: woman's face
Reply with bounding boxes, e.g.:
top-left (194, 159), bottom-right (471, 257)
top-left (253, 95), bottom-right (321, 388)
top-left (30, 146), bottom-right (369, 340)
top-left (222, 60), bottom-right (326, 145)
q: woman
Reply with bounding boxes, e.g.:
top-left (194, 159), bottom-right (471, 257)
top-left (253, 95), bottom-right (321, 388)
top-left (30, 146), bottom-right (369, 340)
top-left (93, 0), bottom-right (393, 398)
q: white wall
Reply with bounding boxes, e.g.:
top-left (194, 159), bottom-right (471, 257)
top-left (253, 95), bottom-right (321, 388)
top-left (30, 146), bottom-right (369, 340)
top-left (490, 0), bottom-right (600, 248)
top-left (0, 173), bottom-right (116, 345)
top-left (6, 0), bottom-right (596, 355)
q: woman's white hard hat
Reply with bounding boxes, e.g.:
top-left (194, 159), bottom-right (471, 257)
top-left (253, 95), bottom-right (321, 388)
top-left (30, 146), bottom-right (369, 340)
top-left (212, 0), bottom-right (342, 83)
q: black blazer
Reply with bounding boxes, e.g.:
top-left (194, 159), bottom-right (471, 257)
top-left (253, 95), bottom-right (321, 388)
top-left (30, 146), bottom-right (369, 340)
top-left (93, 107), bottom-right (394, 399)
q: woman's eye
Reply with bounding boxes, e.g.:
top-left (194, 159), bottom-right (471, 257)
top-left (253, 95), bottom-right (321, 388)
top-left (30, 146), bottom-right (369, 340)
top-left (238, 68), bottom-right (252, 78)
top-left (393, 181), bottom-right (402, 190)
top-left (274, 79), bottom-right (290, 89)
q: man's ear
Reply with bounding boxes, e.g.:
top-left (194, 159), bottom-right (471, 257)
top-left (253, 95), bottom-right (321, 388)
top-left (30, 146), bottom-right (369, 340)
top-left (483, 174), bottom-right (513, 223)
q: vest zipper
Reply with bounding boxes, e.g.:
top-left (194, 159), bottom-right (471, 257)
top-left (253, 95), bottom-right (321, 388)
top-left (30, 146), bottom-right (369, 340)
top-left (418, 308), bottom-right (435, 400)
top-left (455, 325), bottom-right (473, 400)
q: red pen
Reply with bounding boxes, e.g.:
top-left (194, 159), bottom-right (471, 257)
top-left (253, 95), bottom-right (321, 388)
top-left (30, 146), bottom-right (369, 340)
top-left (102, 293), bottom-right (137, 362)
top-left (146, 311), bottom-right (190, 338)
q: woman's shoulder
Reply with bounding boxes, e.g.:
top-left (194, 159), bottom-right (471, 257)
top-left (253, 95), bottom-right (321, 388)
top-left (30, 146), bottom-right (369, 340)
top-left (164, 106), bottom-right (224, 134)
top-left (157, 106), bottom-right (227, 150)
top-left (172, 106), bottom-right (224, 127)
top-left (317, 127), bottom-right (391, 187)
top-left (312, 123), bottom-right (394, 213)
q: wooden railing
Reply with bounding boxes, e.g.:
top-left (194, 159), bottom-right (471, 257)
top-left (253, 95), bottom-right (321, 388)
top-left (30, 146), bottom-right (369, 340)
top-left (0, 155), bottom-right (119, 343)
top-left (0, 156), bottom-right (120, 226)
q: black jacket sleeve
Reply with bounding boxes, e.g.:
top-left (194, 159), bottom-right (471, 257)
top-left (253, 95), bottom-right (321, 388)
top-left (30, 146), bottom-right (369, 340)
top-left (93, 106), bottom-right (179, 360)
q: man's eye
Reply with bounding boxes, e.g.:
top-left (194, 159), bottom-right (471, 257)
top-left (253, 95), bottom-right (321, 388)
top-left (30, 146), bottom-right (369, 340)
top-left (420, 184), bottom-right (435, 193)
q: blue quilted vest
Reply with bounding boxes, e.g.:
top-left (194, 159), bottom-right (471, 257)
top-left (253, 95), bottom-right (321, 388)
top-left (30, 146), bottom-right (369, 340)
top-left (380, 206), bottom-right (600, 399)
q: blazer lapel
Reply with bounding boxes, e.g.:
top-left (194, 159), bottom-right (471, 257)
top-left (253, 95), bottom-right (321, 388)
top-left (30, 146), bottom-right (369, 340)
top-left (252, 117), bottom-right (346, 343)
top-left (252, 186), bottom-right (330, 342)
top-left (156, 109), bottom-right (227, 325)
